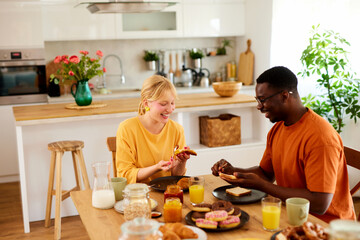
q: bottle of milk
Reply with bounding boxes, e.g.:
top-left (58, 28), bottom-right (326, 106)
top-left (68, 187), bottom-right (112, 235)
top-left (91, 161), bottom-right (115, 209)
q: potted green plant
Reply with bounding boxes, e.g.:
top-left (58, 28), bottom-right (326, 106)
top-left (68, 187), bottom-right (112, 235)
top-left (299, 24), bottom-right (360, 133)
top-left (143, 51), bottom-right (159, 71)
top-left (216, 39), bottom-right (232, 55)
top-left (189, 48), bottom-right (204, 68)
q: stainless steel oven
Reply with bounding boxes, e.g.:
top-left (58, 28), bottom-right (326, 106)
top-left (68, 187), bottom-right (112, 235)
top-left (0, 48), bottom-right (47, 105)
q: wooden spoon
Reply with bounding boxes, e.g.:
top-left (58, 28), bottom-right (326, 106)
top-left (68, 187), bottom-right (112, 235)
top-left (169, 53), bottom-right (174, 75)
top-left (175, 53), bottom-right (182, 78)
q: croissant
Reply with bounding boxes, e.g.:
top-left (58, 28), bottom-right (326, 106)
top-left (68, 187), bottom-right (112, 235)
top-left (174, 146), bottom-right (197, 157)
top-left (177, 177), bottom-right (190, 190)
top-left (163, 223), bottom-right (198, 239)
top-left (159, 225), bottom-right (181, 240)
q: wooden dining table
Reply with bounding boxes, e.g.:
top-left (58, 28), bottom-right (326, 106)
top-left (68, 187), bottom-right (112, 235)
top-left (71, 174), bottom-right (328, 240)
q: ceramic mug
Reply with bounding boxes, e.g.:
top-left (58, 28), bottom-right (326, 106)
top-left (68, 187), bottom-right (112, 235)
top-left (286, 197), bottom-right (310, 226)
top-left (111, 177), bottom-right (127, 201)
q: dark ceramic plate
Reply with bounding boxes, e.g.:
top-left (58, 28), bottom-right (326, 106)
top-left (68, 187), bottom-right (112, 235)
top-left (270, 231), bottom-right (282, 240)
top-left (149, 176), bottom-right (190, 192)
top-left (185, 210), bottom-right (250, 232)
top-left (212, 185), bottom-right (267, 204)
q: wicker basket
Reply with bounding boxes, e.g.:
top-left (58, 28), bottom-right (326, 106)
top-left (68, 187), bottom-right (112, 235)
top-left (199, 114), bottom-right (241, 147)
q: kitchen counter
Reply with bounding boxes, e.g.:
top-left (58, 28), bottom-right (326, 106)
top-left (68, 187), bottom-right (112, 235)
top-left (14, 92), bottom-right (256, 123)
top-left (13, 91), bottom-right (268, 233)
top-left (47, 85), bottom-right (256, 103)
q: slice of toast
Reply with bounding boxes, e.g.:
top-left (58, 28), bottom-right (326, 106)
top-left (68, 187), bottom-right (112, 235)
top-left (275, 232), bottom-right (287, 240)
top-left (219, 172), bottom-right (237, 180)
top-left (225, 187), bottom-right (252, 197)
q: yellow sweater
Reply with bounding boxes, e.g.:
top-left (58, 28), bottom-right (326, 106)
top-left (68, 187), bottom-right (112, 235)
top-left (116, 116), bottom-right (186, 184)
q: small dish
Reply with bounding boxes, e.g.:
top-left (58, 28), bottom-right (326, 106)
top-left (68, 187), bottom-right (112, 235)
top-left (114, 198), bottom-right (158, 214)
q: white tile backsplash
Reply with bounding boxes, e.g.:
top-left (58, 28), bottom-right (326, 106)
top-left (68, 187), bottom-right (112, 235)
top-left (44, 37), bottom-right (243, 90)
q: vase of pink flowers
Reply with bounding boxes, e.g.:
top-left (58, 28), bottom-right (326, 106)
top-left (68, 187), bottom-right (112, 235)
top-left (51, 50), bottom-right (106, 106)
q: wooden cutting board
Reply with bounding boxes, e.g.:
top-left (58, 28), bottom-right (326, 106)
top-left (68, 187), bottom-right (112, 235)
top-left (238, 39), bottom-right (254, 85)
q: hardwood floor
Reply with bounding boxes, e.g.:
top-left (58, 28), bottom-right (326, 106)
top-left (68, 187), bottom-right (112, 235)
top-left (0, 182), bottom-right (89, 240)
top-left (1, 182), bottom-right (359, 239)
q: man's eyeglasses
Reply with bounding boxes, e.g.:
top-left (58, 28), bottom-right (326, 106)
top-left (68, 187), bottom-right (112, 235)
top-left (255, 90), bottom-right (293, 106)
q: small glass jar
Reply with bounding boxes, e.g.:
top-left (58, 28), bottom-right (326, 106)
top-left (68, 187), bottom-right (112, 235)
top-left (164, 185), bottom-right (183, 203)
top-left (123, 183), bottom-right (151, 221)
top-left (163, 197), bottom-right (182, 223)
top-left (329, 219), bottom-right (360, 240)
top-left (118, 217), bottom-right (162, 240)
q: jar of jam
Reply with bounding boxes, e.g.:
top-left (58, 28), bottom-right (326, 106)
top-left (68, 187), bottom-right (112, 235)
top-left (164, 185), bottom-right (183, 203)
top-left (163, 197), bottom-right (182, 223)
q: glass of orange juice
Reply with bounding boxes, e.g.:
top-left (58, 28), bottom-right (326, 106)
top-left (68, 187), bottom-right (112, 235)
top-left (189, 176), bottom-right (205, 205)
top-left (261, 197), bottom-right (281, 231)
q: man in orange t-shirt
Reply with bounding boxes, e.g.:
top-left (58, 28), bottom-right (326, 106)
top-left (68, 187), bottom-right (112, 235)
top-left (211, 66), bottom-right (356, 222)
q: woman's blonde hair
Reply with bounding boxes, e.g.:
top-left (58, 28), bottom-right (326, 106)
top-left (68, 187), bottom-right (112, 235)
top-left (138, 75), bottom-right (177, 115)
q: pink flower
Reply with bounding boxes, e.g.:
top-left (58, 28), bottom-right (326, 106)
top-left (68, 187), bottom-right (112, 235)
top-left (96, 50), bottom-right (103, 57)
top-left (90, 58), bottom-right (95, 62)
top-left (79, 50), bottom-right (89, 55)
top-left (69, 55), bottom-right (80, 64)
top-left (61, 55), bottom-right (68, 60)
top-left (54, 55), bottom-right (62, 63)
top-left (68, 71), bottom-right (74, 76)
top-left (103, 67), bottom-right (107, 73)
top-left (63, 59), bottom-right (69, 64)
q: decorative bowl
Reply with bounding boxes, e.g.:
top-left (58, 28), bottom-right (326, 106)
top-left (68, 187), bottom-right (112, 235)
top-left (212, 82), bottom-right (243, 97)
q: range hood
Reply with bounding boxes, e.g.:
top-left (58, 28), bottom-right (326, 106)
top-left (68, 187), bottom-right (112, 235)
top-left (77, 0), bottom-right (178, 14)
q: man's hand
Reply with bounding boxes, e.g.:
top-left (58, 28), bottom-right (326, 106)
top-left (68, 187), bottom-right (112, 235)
top-left (211, 159), bottom-right (235, 176)
top-left (219, 172), bottom-right (266, 190)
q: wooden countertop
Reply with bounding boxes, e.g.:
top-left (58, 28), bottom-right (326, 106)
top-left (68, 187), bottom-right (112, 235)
top-left (71, 174), bottom-right (328, 240)
top-left (13, 93), bottom-right (256, 122)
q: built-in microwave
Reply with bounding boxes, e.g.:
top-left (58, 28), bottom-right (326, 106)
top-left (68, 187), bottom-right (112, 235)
top-left (0, 48), bottom-right (47, 105)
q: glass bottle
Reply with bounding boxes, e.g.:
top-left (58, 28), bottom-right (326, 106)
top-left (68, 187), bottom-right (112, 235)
top-left (118, 217), bottom-right (162, 240)
top-left (163, 197), bottom-right (182, 223)
top-left (164, 185), bottom-right (183, 203)
top-left (122, 183), bottom-right (151, 221)
top-left (92, 161), bottom-right (115, 209)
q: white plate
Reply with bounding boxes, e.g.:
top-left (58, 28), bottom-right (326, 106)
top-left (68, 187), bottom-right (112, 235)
top-left (185, 225), bottom-right (207, 240)
top-left (159, 223), bottom-right (207, 240)
top-left (114, 198), bottom-right (158, 214)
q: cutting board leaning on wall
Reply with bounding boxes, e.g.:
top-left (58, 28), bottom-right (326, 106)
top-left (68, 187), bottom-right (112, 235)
top-left (238, 39), bottom-right (254, 85)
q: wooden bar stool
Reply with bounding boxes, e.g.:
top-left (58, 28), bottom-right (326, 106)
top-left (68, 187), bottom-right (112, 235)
top-left (45, 140), bottom-right (90, 240)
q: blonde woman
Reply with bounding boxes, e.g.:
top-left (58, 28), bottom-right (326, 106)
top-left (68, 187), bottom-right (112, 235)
top-left (116, 75), bottom-right (191, 183)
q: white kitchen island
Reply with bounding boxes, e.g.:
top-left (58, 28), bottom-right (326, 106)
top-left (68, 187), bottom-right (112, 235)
top-left (13, 92), bottom-right (269, 233)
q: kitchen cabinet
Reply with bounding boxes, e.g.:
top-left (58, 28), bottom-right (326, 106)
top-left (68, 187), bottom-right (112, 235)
top-left (0, 2), bottom-right (44, 48)
top-left (42, 3), bottom-right (116, 41)
top-left (0, 106), bottom-right (18, 183)
top-left (182, 0), bottom-right (245, 37)
top-left (115, 4), bottom-right (183, 39)
top-left (41, 0), bottom-right (244, 41)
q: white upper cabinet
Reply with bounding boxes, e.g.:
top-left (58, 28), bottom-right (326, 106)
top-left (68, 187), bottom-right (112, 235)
top-left (115, 3), bottom-right (183, 39)
top-left (0, 2), bottom-right (44, 48)
top-left (182, 0), bottom-right (245, 37)
top-left (42, 3), bottom-right (116, 41)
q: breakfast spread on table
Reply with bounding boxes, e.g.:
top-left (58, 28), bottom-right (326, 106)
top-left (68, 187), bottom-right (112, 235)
top-left (276, 221), bottom-right (328, 240)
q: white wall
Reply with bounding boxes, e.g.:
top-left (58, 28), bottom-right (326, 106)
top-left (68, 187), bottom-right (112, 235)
top-left (270, 0), bottom-right (360, 196)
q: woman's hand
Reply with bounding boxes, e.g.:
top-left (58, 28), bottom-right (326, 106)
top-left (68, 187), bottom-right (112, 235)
top-left (211, 159), bottom-right (235, 176)
top-left (156, 160), bottom-right (172, 171)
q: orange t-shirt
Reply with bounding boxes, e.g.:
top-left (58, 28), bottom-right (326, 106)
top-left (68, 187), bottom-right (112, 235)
top-left (260, 109), bottom-right (355, 222)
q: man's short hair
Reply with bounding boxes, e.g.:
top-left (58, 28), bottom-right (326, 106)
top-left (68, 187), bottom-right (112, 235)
top-left (256, 66), bottom-right (298, 91)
